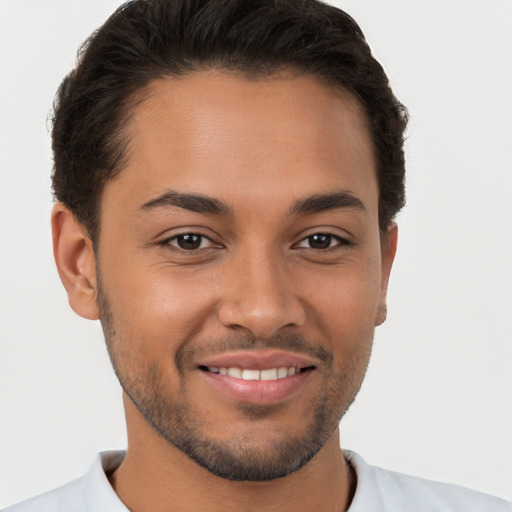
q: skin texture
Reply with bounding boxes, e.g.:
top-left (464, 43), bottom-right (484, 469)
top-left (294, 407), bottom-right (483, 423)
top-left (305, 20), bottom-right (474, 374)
top-left (52, 71), bottom-right (397, 512)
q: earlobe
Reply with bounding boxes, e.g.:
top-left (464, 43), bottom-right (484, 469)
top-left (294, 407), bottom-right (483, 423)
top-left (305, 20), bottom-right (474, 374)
top-left (51, 203), bottom-right (99, 320)
top-left (375, 223), bottom-right (398, 326)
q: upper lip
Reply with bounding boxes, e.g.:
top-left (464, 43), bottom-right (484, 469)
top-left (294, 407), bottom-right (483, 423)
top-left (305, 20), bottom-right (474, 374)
top-left (196, 350), bottom-right (318, 370)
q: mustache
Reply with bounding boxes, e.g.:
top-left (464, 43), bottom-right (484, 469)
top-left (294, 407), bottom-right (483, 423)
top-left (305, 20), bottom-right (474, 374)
top-left (176, 333), bottom-right (332, 369)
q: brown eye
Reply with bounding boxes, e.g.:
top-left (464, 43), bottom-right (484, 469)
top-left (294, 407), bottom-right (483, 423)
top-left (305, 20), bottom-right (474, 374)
top-left (307, 234), bottom-right (333, 249)
top-left (169, 234), bottom-right (209, 251)
top-left (296, 233), bottom-right (348, 250)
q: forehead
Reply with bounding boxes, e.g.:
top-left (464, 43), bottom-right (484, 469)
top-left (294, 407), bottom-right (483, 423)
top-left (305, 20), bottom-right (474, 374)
top-left (104, 71), bottom-right (377, 217)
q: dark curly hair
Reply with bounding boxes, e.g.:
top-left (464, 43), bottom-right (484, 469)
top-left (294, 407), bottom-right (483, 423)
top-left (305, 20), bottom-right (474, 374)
top-left (51, 0), bottom-right (408, 244)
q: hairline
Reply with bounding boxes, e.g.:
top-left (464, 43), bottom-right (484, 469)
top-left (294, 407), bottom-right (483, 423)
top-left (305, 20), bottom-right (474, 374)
top-left (89, 66), bottom-right (384, 251)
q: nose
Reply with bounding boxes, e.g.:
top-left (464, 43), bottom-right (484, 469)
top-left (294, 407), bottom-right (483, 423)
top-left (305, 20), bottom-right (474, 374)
top-left (217, 249), bottom-right (306, 339)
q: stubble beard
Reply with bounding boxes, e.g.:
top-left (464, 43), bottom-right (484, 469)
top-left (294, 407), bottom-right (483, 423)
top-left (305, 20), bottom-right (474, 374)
top-left (96, 282), bottom-right (372, 482)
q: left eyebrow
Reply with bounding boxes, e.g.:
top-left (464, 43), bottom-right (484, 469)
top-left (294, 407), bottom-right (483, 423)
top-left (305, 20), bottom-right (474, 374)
top-left (289, 190), bottom-right (367, 216)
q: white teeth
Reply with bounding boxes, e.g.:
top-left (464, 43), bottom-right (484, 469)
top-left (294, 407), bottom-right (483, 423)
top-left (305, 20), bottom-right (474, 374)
top-left (209, 366), bottom-right (300, 381)
top-left (227, 367), bottom-right (242, 378)
top-left (260, 368), bottom-right (278, 380)
top-left (277, 367), bottom-right (288, 378)
top-left (242, 369), bottom-right (260, 380)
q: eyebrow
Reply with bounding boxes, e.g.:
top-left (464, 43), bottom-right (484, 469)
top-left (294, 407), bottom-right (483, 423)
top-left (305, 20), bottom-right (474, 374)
top-left (139, 189), bottom-right (366, 217)
top-left (140, 191), bottom-right (232, 215)
top-left (289, 190), bottom-right (366, 215)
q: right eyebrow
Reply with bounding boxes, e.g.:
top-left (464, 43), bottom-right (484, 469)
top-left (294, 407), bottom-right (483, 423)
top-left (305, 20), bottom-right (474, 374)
top-left (139, 190), bottom-right (232, 216)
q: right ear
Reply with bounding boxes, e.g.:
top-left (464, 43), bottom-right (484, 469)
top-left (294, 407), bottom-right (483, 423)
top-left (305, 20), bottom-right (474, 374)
top-left (51, 203), bottom-right (99, 320)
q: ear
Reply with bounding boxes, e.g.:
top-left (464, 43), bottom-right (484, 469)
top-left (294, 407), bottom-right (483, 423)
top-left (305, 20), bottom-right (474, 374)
top-left (51, 203), bottom-right (99, 320)
top-left (375, 223), bottom-right (398, 326)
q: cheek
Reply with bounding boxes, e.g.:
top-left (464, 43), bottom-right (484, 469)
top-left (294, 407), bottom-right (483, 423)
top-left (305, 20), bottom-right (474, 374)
top-left (303, 261), bottom-right (382, 347)
top-left (307, 257), bottom-right (382, 313)
top-left (100, 257), bottom-right (217, 353)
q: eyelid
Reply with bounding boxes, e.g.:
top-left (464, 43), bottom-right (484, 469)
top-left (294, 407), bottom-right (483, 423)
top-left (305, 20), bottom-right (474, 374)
top-left (293, 225), bottom-right (353, 244)
top-left (169, 234), bottom-right (215, 250)
top-left (294, 232), bottom-right (351, 249)
top-left (158, 230), bottom-right (223, 252)
top-left (156, 227), bottom-right (352, 252)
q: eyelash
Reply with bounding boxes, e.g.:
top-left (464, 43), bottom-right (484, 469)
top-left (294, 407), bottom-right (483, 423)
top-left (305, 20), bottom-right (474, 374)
top-left (295, 233), bottom-right (351, 251)
top-left (161, 233), bottom-right (220, 252)
top-left (160, 232), bottom-right (351, 252)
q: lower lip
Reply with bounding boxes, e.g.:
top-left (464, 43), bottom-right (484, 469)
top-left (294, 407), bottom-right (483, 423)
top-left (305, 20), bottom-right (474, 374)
top-left (199, 370), bottom-right (312, 405)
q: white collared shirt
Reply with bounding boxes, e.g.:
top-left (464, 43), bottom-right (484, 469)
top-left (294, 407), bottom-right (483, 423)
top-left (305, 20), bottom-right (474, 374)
top-left (4, 450), bottom-right (511, 511)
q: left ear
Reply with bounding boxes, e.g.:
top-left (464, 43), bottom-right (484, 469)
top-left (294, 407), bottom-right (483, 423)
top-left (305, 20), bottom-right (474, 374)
top-left (375, 223), bottom-right (398, 326)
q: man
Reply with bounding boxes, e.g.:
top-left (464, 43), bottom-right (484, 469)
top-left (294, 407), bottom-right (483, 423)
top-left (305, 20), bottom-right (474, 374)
top-left (4, 0), bottom-right (511, 510)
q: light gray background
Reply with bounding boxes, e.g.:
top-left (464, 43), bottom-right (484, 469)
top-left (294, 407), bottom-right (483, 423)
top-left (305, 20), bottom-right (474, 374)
top-left (1, 0), bottom-right (511, 507)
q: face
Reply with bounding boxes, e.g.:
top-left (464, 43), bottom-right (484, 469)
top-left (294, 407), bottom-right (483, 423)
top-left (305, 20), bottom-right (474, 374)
top-left (94, 71), bottom-right (395, 481)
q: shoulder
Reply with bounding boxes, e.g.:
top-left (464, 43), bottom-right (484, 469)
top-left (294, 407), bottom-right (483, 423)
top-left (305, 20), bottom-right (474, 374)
top-left (345, 450), bottom-right (512, 512)
top-left (2, 477), bottom-right (86, 512)
top-left (2, 451), bottom-right (127, 512)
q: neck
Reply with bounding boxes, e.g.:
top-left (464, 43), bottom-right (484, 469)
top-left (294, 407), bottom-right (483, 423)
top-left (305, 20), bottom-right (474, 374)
top-left (110, 396), bottom-right (356, 512)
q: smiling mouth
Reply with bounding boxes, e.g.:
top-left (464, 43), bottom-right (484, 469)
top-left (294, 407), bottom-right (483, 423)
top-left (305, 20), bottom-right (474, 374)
top-left (196, 353), bottom-right (317, 404)
top-left (198, 365), bottom-right (315, 381)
